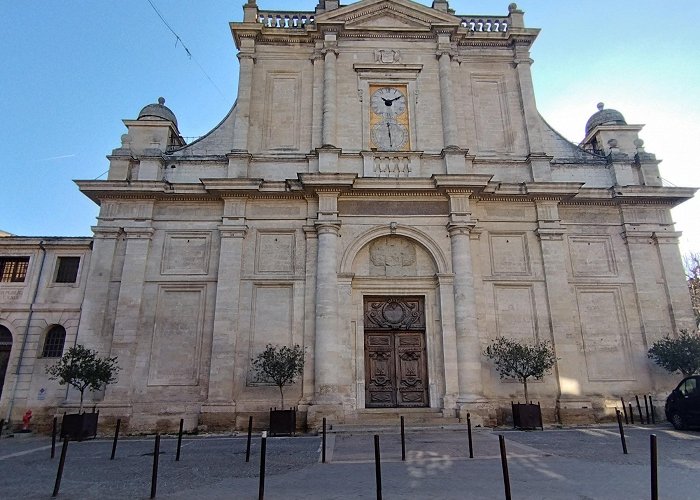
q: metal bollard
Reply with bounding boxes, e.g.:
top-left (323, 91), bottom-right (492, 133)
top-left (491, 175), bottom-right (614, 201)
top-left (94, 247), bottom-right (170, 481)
top-left (52, 437), bottom-right (69, 497)
top-left (400, 416), bottom-right (406, 461)
top-left (621, 397), bottom-right (628, 424)
top-left (650, 434), bottom-right (658, 500)
top-left (259, 431), bottom-right (267, 500)
top-left (616, 409), bottom-right (628, 455)
top-left (629, 403), bottom-right (635, 425)
top-left (644, 395), bottom-right (651, 425)
top-left (246, 416), bottom-right (253, 463)
top-left (374, 434), bottom-right (383, 500)
top-left (150, 433), bottom-right (160, 499)
top-left (322, 417), bottom-right (327, 464)
top-left (111, 419), bottom-right (121, 460)
top-left (649, 395), bottom-right (656, 424)
top-left (176, 418), bottom-right (184, 462)
top-left (635, 395), bottom-right (644, 424)
top-left (499, 435), bottom-right (512, 500)
top-left (467, 413), bottom-right (474, 459)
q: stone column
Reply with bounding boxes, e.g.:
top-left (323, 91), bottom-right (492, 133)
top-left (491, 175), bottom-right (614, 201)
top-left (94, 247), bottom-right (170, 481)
top-left (311, 52), bottom-right (324, 152)
top-left (534, 200), bottom-right (588, 415)
top-left (107, 226), bottom-right (154, 401)
top-left (436, 274), bottom-right (460, 410)
top-left (448, 223), bottom-right (482, 401)
top-left (301, 226), bottom-right (318, 405)
top-left (322, 33), bottom-right (338, 147)
top-left (438, 50), bottom-right (459, 149)
top-left (232, 38), bottom-right (255, 152)
top-left (202, 224), bottom-right (248, 421)
top-left (313, 220), bottom-right (344, 403)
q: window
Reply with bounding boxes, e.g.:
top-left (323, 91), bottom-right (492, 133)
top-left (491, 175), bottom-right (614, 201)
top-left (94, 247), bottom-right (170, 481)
top-left (42, 326), bottom-right (66, 358)
top-left (55, 257), bottom-right (80, 283)
top-left (0, 257), bottom-right (29, 283)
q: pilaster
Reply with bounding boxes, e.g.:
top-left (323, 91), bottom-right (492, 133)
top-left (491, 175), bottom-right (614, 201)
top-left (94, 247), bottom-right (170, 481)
top-left (232, 39), bottom-right (256, 152)
top-left (106, 226), bottom-right (155, 401)
top-left (437, 42), bottom-right (459, 149)
top-left (322, 33), bottom-right (338, 148)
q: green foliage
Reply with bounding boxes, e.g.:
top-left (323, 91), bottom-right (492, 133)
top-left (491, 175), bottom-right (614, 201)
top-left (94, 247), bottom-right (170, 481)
top-left (46, 345), bottom-right (120, 412)
top-left (484, 337), bottom-right (557, 402)
top-left (648, 329), bottom-right (700, 377)
top-left (251, 344), bottom-right (305, 409)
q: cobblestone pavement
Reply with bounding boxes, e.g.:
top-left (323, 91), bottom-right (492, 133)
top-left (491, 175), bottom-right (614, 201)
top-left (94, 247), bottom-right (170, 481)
top-left (1, 424), bottom-right (698, 499)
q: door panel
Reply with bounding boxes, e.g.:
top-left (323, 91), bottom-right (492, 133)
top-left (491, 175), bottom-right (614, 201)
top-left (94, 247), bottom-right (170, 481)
top-left (366, 333), bottom-right (396, 407)
top-left (396, 332), bottom-right (428, 407)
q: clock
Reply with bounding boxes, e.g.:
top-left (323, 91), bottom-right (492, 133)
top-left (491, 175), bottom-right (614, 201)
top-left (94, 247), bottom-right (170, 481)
top-left (369, 84), bottom-right (410, 151)
top-left (371, 122), bottom-right (409, 150)
top-left (370, 87), bottom-right (406, 117)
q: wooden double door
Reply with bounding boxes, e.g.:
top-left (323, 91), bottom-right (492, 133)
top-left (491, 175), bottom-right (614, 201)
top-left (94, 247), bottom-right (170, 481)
top-left (364, 296), bottom-right (429, 408)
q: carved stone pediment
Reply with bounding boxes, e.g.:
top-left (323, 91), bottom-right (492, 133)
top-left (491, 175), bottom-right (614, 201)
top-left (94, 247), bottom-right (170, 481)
top-left (315, 0), bottom-right (460, 32)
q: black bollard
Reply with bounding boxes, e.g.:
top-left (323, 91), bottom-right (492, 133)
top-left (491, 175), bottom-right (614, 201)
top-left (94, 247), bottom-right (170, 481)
top-left (649, 395), bottom-right (656, 424)
top-left (400, 416), bottom-right (406, 461)
top-left (650, 434), bottom-right (658, 500)
top-left (0, 418), bottom-right (4, 438)
top-left (374, 434), bottom-right (383, 500)
top-left (467, 413), bottom-right (474, 459)
top-left (176, 418), bottom-right (184, 462)
top-left (621, 397), bottom-right (628, 424)
top-left (52, 436), bottom-right (69, 497)
top-left (110, 419), bottom-right (121, 460)
top-left (635, 395), bottom-right (644, 424)
top-left (150, 433), bottom-right (160, 499)
top-left (629, 403), bottom-right (635, 424)
top-left (246, 416), bottom-right (253, 463)
top-left (616, 409), bottom-right (628, 455)
top-left (499, 435), bottom-right (512, 500)
top-left (259, 431), bottom-right (267, 500)
top-left (322, 417), bottom-right (327, 464)
top-left (644, 395), bottom-right (651, 424)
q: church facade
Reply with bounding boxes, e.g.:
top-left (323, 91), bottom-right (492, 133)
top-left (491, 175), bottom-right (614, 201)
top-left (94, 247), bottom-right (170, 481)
top-left (0, 0), bottom-right (696, 431)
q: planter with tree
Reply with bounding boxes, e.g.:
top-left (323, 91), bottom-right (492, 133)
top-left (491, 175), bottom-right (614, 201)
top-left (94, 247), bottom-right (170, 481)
top-left (251, 344), bottom-right (305, 436)
top-left (46, 345), bottom-right (119, 440)
top-left (484, 337), bottom-right (557, 429)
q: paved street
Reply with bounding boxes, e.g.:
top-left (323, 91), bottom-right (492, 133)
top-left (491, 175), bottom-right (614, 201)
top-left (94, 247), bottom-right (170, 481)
top-left (0, 423), bottom-right (698, 499)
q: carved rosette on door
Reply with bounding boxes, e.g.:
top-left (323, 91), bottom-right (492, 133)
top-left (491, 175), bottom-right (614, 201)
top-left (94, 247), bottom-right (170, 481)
top-left (364, 296), bottom-right (428, 408)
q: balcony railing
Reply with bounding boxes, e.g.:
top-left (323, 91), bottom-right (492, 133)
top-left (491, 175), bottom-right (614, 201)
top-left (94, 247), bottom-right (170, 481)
top-left (458, 16), bottom-right (509, 32)
top-left (258, 11), bottom-right (315, 29)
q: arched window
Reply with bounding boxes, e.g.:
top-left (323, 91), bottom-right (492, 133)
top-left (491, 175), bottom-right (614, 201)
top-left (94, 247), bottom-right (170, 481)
top-left (0, 325), bottom-right (13, 398)
top-left (42, 326), bottom-right (66, 358)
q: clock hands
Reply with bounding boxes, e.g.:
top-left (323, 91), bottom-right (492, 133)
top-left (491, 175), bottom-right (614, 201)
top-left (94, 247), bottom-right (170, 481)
top-left (381, 95), bottom-right (403, 106)
top-left (386, 122), bottom-right (393, 147)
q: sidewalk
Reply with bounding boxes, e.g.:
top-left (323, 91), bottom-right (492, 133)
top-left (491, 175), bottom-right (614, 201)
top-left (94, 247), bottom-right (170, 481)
top-left (0, 424), bottom-right (697, 499)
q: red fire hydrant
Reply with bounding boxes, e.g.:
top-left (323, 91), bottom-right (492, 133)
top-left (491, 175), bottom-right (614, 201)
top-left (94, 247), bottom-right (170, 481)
top-left (22, 409), bottom-right (32, 431)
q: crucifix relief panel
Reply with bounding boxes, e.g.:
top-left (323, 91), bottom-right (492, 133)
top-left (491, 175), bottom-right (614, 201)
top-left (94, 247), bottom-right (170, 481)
top-left (364, 296), bottom-right (428, 408)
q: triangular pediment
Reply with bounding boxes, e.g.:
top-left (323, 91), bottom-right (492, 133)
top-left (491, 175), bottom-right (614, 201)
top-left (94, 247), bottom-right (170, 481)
top-left (315, 0), bottom-right (460, 31)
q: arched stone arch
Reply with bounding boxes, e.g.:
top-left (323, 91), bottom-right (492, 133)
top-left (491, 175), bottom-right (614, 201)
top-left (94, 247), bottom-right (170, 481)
top-left (340, 224), bottom-right (449, 275)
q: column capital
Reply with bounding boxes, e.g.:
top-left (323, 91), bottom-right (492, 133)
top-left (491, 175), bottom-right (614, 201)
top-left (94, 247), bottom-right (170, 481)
top-left (447, 222), bottom-right (476, 236)
top-left (314, 221), bottom-right (341, 235)
top-left (653, 231), bottom-right (682, 245)
top-left (218, 225), bottom-right (248, 239)
top-left (535, 228), bottom-right (565, 241)
top-left (237, 52), bottom-right (256, 62)
top-left (91, 226), bottom-right (122, 239)
top-left (123, 227), bottom-right (155, 240)
top-left (321, 47), bottom-right (339, 56)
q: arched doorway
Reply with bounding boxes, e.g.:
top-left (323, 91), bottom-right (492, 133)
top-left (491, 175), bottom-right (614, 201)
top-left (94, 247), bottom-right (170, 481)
top-left (0, 326), bottom-right (12, 399)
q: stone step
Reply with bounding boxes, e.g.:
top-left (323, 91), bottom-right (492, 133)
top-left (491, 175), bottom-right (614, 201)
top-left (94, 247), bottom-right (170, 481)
top-left (328, 408), bottom-right (463, 433)
top-left (330, 421), bottom-right (464, 434)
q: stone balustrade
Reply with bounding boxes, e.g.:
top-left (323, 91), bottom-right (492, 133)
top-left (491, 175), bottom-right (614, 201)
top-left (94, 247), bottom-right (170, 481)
top-left (374, 155), bottom-right (412, 178)
top-left (458, 16), bottom-right (509, 32)
top-left (258, 11), bottom-right (315, 29)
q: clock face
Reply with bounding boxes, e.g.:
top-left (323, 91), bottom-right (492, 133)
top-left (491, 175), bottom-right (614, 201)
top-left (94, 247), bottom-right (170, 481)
top-left (370, 87), bottom-right (407, 116)
top-left (371, 122), bottom-right (409, 151)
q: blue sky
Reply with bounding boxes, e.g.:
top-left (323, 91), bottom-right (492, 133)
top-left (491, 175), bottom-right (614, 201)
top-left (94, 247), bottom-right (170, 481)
top-left (3, 1), bottom-right (699, 254)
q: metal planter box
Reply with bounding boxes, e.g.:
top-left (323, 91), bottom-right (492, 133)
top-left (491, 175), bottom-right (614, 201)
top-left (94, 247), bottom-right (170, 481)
top-left (60, 412), bottom-right (98, 441)
top-left (269, 409), bottom-right (296, 436)
top-left (512, 402), bottom-right (543, 430)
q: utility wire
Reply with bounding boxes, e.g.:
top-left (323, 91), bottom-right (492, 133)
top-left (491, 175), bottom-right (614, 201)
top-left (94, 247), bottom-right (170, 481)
top-left (145, 0), bottom-right (227, 100)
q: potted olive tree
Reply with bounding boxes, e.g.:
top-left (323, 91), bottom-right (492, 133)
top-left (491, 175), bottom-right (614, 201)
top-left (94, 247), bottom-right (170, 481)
top-left (484, 337), bottom-right (557, 429)
top-left (47, 345), bottom-right (119, 440)
top-left (648, 329), bottom-right (700, 377)
top-left (251, 344), bottom-right (305, 436)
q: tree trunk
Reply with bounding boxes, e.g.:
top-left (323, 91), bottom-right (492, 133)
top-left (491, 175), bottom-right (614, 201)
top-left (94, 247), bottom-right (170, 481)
top-left (523, 378), bottom-right (529, 403)
top-left (279, 385), bottom-right (285, 410)
top-left (79, 389), bottom-right (85, 414)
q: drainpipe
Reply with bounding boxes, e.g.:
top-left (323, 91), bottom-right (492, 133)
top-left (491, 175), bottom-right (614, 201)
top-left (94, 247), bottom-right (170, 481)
top-left (5, 241), bottom-right (47, 423)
